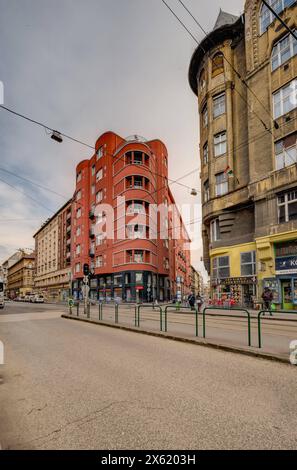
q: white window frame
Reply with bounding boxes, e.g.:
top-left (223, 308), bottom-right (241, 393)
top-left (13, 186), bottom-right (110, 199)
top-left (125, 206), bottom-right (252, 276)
top-left (96, 256), bottom-right (103, 268)
top-left (260, 1), bottom-right (296, 35)
top-left (96, 190), bottom-right (103, 203)
top-left (275, 137), bottom-right (297, 170)
top-left (210, 218), bottom-right (220, 242)
top-left (272, 31), bottom-right (297, 71)
top-left (215, 172), bottom-right (228, 197)
top-left (96, 146), bottom-right (104, 160)
top-left (96, 168), bottom-right (103, 181)
top-left (214, 132), bottom-right (227, 157)
top-left (240, 251), bottom-right (256, 276)
top-left (203, 143), bottom-right (208, 165)
top-left (212, 256), bottom-right (230, 279)
top-left (278, 190), bottom-right (297, 223)
top-left (76, 208), bottom-right (82, 218)
top-left (213, 93), bottom-right (226, 119)
top-left (204, 180), bottom-right (210, 203)
top-left (202, 105), bottom-right (208, 128)
top-left (273, 78), bottom-right (297, 119)
top-left (75, 263), bottom-right (81, 273)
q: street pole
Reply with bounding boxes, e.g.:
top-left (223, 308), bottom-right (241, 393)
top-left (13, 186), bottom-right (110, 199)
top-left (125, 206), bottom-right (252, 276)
top-left (83, 275), bottom-right (90, 315)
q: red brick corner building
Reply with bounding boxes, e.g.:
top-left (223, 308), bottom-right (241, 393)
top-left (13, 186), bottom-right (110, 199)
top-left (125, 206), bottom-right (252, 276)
top-left (72, 131), bottom-right (191, 302)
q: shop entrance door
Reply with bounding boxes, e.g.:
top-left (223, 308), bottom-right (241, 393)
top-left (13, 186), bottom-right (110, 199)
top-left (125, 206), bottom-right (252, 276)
top-left (281, 280), bottom-right (293, 310)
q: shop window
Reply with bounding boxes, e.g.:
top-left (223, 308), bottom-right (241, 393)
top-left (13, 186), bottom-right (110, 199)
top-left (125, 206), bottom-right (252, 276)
top-left (273, 78), bottom-right (297, 119)
top-left (213, 92), bottom-right (226, 118)
top-left (114, 275), bottom-right (122, 286)
top-left (212, 256), bottom-right (230, 279)
top-left (214, 131), bottom-right (227, 157)
top-left (272, 31), bottom-right (297, 71)
top-left (260, 0), bottom-right (295, 35)
top-left (275, 133), bottom-right (297, 170)
top-left (212, 53), bottom-right (224, 77)
top-left (240, 251), bottom-right (256, 276)
top-left (215, 172), bottom-right (228, 197)
top-left (210, 218), bottom-right (220, 242)
top-left (278, 189), bottom-right (297, 223)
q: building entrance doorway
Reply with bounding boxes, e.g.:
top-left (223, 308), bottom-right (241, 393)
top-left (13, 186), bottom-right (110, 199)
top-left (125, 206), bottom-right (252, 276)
top-left (281, 280), bottom-right (293, 310)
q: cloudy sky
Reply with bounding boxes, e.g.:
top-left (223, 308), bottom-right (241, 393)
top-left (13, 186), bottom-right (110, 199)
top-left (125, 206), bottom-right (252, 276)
top-left (0, 0), bottom-right (243, 274)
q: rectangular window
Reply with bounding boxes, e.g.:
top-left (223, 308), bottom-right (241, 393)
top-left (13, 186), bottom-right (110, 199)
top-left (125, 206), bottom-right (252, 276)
top-left (210, 218), bottom-right (220, 242)
top-left (76, 171), bottom-right (82, 183)
top-left (213, 93), bottom-right (226, 118)
top-left (278, 189), bottom-right (297, 223)
top-left (271, 30), bottom-right (297, 71)
top-left (97, 146), bottom-right (104, 160)
top-left (135, 272), bottom-right (143, 283)
top-left (91, 165), bottom-right (95, 176)
top-left (275, 134), bottom-right (297, 170)
top-left (241, 251), bottom-right (256, 276)
top-left (96, 190), bottom-right (103, 203)
top-left (96, 234), bottom-right (104, 246)
top-left (214, 132), bottom-right (227, 157)
top-left (96, 256), bottom-right (103, 268)
top-left (215, 172), bottom-right (228, 196)
top-left (75, 263), bottom-right (80, 273)
top-left (212, 256), bottom-right (230, 279)
top-left (76, 244), bottom-right (81, 255)
top-left (76, 190), bottom-right (81, 201)
top-left (273, 79), bottom-right (297, 119)
top-left (76, 226), bottom-right (81, 236)
top-left (91, 184), bottom-right (95, 195)
top-left (134, 250), bottom-right (144, 263)
top-left (203, 143), bottom-right (208, 165)
top-left (202, 105), bottom-right (208, 128)
top-left (76, 208), bottom-right (81, 218)
top-left (204, 180), bottom-right (210, 203)
top-left (96, 168), bottom-right (103, 181)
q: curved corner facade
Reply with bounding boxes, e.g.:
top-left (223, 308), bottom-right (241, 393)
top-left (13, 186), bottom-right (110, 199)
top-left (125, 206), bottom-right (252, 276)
top-left (189, 1), bottom-right (297, 309)
top-left (71, 131), bottom-right (191, 302)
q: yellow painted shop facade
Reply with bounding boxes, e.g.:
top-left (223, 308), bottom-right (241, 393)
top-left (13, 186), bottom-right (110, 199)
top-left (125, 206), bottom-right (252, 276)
top-left (210, 231), bottom-right (297, 310)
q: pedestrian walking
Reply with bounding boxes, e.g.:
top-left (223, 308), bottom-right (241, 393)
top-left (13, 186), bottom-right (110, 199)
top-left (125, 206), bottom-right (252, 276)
top-left (196, 293), bottom-right (203, 312)
top-left (188, 293), bottom-right (195, 311)
top-left (262, 287), bottom-right (273, 316)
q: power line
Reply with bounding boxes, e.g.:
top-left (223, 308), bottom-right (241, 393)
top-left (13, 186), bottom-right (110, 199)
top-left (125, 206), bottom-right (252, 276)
top-left (261, 0), bottom-right (297, 41)
top-left (0, 177), bottom-right (55, 214)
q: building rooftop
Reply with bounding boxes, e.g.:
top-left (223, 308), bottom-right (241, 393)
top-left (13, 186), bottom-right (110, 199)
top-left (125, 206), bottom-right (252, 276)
top-left (213, 9), bottom-right (239, 31)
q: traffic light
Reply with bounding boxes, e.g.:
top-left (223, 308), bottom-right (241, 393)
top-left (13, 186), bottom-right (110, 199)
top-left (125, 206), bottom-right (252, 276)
top-left (83, 263), bottom-right (89, 276)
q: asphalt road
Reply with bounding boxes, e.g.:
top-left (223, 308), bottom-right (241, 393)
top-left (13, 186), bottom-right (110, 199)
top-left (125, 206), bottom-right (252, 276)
top-left (0, 303), bottom-right (297, 450)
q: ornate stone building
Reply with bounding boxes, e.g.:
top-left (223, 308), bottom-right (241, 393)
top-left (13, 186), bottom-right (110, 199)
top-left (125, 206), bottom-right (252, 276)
top-left (189, 1), bottom-right (297, 309)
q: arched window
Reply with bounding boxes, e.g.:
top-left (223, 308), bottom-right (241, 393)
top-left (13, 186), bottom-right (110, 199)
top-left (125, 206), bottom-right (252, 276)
top-left (212, 53), bottom-right (224, 78)
top-left (260, 0), bottom-right (296, 35)
top-left (199, 69), bottom-right (206, 90)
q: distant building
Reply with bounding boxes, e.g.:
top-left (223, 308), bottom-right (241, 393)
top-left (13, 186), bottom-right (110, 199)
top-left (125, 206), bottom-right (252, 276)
top-left (6, 251), bottom-right (35, 298)
top-left (33, 199), bottom-right (72, 301)
top-left (190, 266), bottom-right (203, 296)
top-left (72, 131), bottom-right (191, 302)
top-left (188, 1), bottom-right (297, 309)
top-left (2, 250), bottom-right (32, 296)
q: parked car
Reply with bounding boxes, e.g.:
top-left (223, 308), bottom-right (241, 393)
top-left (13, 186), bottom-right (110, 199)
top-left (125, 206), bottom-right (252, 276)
top-left (32, 294), bottom-right (45, 303)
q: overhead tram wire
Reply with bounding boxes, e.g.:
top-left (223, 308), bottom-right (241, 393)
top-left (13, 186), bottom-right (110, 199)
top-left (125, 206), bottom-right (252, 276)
top-left (161, 0), bottom-right (297, 165)
top-left (261, 0), bottom-right (297, 41)
top-left (0, 104), bottom-right (200, 196)
top-left (175, 0), bottom-right (276, 128)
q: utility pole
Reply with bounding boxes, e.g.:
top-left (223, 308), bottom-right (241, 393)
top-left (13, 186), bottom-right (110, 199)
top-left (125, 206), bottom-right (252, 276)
top-left (261, 0), bottom-right (297, 41)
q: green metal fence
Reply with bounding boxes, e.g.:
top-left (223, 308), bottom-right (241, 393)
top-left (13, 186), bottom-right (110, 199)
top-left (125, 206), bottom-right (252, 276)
top-left (202, 307), bottom-right (252, 347)
top-left (164, 305), bottom-right (199, 337)
top-left (257, 309), bottom-right (297, 348)
top-left (136, 304), bottom-right (163, 330)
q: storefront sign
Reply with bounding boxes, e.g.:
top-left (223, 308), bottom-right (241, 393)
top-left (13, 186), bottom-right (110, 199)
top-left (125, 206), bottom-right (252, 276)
top-left (275, 256), bottom-right (297, 275)
top-left (224, 277), bottom-right (257, 285)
